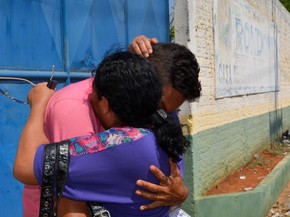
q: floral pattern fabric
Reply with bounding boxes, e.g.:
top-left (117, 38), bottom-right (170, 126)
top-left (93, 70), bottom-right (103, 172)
top-left (69, 127), bottom-right (151, 156)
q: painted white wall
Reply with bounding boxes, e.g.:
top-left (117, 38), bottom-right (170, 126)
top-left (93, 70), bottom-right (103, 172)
top-left (174, 0), bottom-right (290, 134)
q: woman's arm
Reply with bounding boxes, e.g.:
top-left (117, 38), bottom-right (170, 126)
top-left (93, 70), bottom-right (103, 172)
top-left (13, 83), bottom-right (90, 217)
top-left (13, 83), bottom-right (55, 184)
top-left (58, 198), bottom-right (90, 217)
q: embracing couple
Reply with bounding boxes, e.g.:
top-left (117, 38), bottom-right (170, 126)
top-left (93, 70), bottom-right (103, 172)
top-left (14, 35), bottom-right (201, 217)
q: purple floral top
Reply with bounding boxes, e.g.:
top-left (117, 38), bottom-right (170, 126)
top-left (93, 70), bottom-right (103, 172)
top-left (34, 127), bottom-right (170, 217)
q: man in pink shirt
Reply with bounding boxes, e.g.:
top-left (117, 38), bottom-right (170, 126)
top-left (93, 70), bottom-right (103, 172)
top-left (22, 36), bottom-right (201, 216)
top-left (44, 77), bottom-right (101, 141)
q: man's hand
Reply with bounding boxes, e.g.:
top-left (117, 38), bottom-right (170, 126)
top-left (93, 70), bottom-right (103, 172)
top-left (135, 159), bottom-right (188, 210)
top-left (128, 35), bottom-right (158, 57)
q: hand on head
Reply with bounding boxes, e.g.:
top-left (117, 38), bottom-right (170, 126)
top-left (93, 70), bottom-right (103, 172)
top-left (129, 35), bottom-right (158, 57)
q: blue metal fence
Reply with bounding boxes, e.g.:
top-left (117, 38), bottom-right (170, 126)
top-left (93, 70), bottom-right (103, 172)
top-left (0, 0), bottom-right (169, 216)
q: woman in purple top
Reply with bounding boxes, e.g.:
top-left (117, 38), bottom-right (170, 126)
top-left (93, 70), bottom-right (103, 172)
top-left (14, 51), bottom-right (190, 216)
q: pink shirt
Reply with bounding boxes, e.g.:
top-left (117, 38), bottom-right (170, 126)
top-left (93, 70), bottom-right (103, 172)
top-left (44, 77), bottom-right (103, 141)
top-left (23, 77), bottom-right (103, 217)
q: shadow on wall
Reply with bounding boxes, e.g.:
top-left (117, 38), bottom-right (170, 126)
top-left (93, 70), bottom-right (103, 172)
top-left (269, 108), bottom-right (283, 140)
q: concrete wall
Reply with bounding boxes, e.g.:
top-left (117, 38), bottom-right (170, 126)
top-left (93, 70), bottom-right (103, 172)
top-left (174, 0), bottom-right (290, 214)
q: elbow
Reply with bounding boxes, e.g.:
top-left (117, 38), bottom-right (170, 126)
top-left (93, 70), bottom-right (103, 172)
top-left (13, 161), bottom-right (38, 185)
top-left (13, 162), bottom-right (25, 183)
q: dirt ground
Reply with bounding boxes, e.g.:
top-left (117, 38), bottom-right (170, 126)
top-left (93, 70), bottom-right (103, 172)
top-left (266, 180), bottom-right (290, 217)
top-left (204, 145), bottom-right (290, 216)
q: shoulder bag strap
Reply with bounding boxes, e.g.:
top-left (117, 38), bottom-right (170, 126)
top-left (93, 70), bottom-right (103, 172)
top-left (39, 140), bottom-right (70, 217)
top-left (55, 140), bottom-right (70, 212)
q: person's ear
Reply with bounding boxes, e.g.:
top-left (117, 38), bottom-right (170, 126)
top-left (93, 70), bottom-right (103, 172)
top-left (99, 96), bottom-right (118, 128)
top-left (161, 85), bottom-right (172, 110)
top-left (98, 96), bottom-right (110, 115)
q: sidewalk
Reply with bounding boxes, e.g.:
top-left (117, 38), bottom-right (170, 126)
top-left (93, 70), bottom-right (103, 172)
top-left (267, 180), bottom-right (290, 216)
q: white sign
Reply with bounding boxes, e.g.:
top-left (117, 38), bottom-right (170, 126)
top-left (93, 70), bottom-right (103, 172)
top-left (214, 0), bottom-right (279, 98)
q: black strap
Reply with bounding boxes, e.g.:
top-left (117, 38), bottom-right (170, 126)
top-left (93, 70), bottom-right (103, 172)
top-left (38, 140), bottom-right (110, 217)
top-left (56, 142), bottom-right (69, 204)
top-left (39, 140), bottom-right (70, 217)
top-left (39, 143), bottom-right (56, 217)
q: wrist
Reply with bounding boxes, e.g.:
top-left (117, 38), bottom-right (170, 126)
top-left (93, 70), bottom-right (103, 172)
top-left (30, 104), bottom-right (46, 119)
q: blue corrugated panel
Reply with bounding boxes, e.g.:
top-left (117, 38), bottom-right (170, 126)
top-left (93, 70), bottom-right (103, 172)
top-left (0, 0), bottom-right (169, 216)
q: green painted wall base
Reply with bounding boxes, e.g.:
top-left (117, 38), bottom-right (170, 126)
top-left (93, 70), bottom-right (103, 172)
top-left (193, 153), bottom-right (290, 217)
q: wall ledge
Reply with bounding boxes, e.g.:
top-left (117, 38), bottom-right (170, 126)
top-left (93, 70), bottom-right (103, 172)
top-left (193, 153), bottom-right (290, 217)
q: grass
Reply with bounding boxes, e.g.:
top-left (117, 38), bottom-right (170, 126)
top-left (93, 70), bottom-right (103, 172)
top-left (247, 156), bottom-right (270, 169)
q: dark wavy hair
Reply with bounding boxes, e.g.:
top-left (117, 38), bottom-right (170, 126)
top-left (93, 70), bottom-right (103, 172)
top-left (92, 52), bottom-right (189, 162)
top-left (148, 43), bottom-right (201, 102)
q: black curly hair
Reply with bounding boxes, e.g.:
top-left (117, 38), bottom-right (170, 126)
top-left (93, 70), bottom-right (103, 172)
top-left (148, 43), bottom-right (201, 102)
top-left (92, 52), bottom-right (189, 162)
